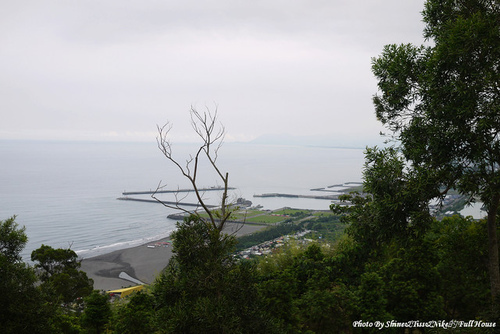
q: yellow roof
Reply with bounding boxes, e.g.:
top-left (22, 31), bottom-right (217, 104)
top-left (107, 285), bottom-right (145, 298)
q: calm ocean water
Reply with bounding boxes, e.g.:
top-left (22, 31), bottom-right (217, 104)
top-left (0, 140), bottom-right (365, 260)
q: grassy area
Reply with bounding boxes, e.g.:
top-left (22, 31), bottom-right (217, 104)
top-left (243, 208), bottom-right (318, 224)
top-left (197, 208), bottom-right (344, 239)
top-left (232, 210), bottom-right (268, 219)
top-left (245, 215), bottom-right (290, 224)
top-left (313, 211), bottom-right (336, 217)
top-left (272, 208), bottom-right (310, 216)
top-left (234, 211), bottom-right (346, 252)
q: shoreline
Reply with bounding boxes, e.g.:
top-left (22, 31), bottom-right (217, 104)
top-left (80, 222), bottom-right (267, 291)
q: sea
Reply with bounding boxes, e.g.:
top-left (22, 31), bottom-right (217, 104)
top-left (0, 140), bottom-right (366, 261)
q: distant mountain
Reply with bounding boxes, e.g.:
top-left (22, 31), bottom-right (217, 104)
top-left (249, 133), bottom-right (384, 149)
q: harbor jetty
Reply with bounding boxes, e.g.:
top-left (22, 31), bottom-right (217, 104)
top-left (117, 197), bottom-right (216, 208)
top-left (253, 193), bottom-right (338, 200)
top-left (122, 186), bottom-right (235, 196)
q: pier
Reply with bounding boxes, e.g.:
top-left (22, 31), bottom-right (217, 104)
top-left (117, 197), bottom-right (216, 208)
top-left (122, 187), bottom-right (235, 196)
top-left (253, 193), bottom-right (338, 200)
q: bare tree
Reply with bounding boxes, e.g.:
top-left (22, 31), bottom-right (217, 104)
top-left (153, 106), bottom-right (237, 233)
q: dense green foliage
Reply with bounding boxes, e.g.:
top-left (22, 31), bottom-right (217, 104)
top-left (235, 221), bottom-right (305, 252)
top-left (0, 217), bottom-right (51, 333)
top-left (235, 212), bottom-right (344, 252)
top-left (32, 244), bottom-right (93, 304)
top-left (5, 206), bottom-right (496, 333)
top-left (372, 0), bottom-right (500, 300)
top-left (81, 290), bottom-right (112, 334)
top-left (0, 217), bottom-right (100, 334)
top-left (112, 291), bottom-right (155, 334)
top-left (302, 213), bottom-right (345, 242)
top-left (151, 215), bottom-right (280, 333)
top-left (430, 215), bottom-right (490, 318)
top-left (0, 215), bottom-right (28, 262)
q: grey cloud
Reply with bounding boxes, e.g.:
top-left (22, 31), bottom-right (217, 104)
top-left (0, 0), bottom-right (426, 143)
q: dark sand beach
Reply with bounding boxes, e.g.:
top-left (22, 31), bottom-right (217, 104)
top-left (81, 222), bottom-right (266, 291)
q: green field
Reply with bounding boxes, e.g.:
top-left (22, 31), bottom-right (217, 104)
top-left (272, 208), bottom-right (310, 216)
top-left (231, 210), bottom-right (268, 220)
top-left (313, 211), bottom-right (336, 217)
top-left (197, 208), bottom-right (337, 225)
top-left (245, 214), bottom-right (289, 224)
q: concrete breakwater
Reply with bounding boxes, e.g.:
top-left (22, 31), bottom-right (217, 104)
top-left (122, 187), bottom-right (235, 196)
top-left (253, 193), bottom-right (338, 200)
top-left (117, 197), bottom-right (216, 208)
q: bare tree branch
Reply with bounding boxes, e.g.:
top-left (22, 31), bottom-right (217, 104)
top-left (151, 182), bottom-right (198, 216)
top-left (153, 106), bottom-right (237, 233)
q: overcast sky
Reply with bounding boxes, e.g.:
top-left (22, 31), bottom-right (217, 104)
top-left (0, 0), bottom-right (426, 145)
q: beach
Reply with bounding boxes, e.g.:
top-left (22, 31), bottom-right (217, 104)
top-left (81, 222), bottom-right (266, 291)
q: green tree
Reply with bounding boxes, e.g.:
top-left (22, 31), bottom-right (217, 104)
top-left (112, 290), bottom-right (156, 334)
top-left (256, 243), bottom-right (356, 333)
top-left (378, 240), bottom-right (445, 321)
top-left (371, 0), bottom-right (500, 300)
top-left (46, 307), bottom-right (83, 334)
top-left (257, 270), bottom-right (299, 330)
top-left (431, 215), bottom-right (490, 318)
top-left (332, 147), bottom-right (436, 253)
top-left (331, 148), bottom-right (446, 322)
top-left (153, 216), bottom-right (279, 333)
top-left (294, 284), bottom-right (353, 334)
top-left (81, 290), bottom-right (111, 334)
top-left (356, 272), bottom-right (391, 328)
top-left (0, 215), bottom-right (28, 262)
top-left (31, 244), bottom-right (93, 304)
top-left (0, 216), bottom-right (51, 333)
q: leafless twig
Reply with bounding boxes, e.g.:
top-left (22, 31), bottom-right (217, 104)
top-left (153, 106), bottom-right (236, 233)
